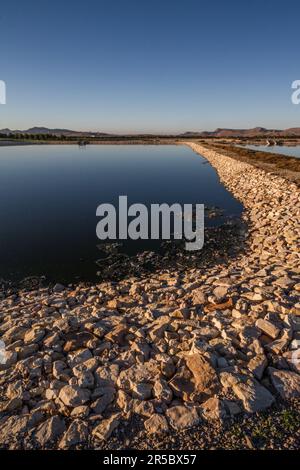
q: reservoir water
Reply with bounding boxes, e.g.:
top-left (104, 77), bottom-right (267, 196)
top-left (0, 144), bottom-right (243, 283)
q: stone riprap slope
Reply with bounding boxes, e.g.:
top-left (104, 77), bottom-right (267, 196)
top-left (0, 143), bottom-right (299, 449)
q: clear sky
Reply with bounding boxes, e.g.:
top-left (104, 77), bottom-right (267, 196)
top-left (0, 0), bottom-right (300, 133)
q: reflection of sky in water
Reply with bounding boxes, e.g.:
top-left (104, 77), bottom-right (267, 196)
top-left (245, 145), bottom-right (300, 159)
top-left (0, 144), bottom-right (242, 282)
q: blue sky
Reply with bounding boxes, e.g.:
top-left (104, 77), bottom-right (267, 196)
top-left (0, 0), bottom-right (300, 133)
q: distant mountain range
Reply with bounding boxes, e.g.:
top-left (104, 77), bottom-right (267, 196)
top-left (180, 127), bottom-right (300, 137)
top-left (1, 126), bottom-right (300, 137)
top-left (0, 127), bottom-right (112, 137)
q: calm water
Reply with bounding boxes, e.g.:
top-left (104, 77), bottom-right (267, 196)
top-left (245, 145), bottom-right (300, 159)
top-left (0, 145), bottom-right (242, 283)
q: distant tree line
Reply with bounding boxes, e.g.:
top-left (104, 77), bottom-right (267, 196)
top-left (0, 133), bottom-right (67, 140)
top-left (0, 133), bottom-right (299, 142)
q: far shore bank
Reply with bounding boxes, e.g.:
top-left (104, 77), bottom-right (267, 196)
top-left (0, 139), bottom-right (178, 146)
top-left (1, 137), bottom-right (300, 148)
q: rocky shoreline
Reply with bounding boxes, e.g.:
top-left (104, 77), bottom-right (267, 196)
top-left (0, 143), bottom-right (299, 450)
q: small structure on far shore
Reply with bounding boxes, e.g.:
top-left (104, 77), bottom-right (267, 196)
top-left (78, 140), bottom-right (89, 147)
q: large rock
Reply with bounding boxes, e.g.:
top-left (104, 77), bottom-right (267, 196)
top-left (58, 385), bottom-right (90, 407)
top-left (92, 413), bottom-right (120, 441)
top-left (165, 405), bottom-right (199, 430)
top-left (273, 277), bottom-right (295, 289)
top-left (74, 370), bottom-right (94, 389)
top-left (144, 414), bottom-right (169, 434)
top-left (212, 286), bottom-right (229, 301)
top-left (105, 324), bottom-right (129, 346)
top-left (153, 379), bottom-right (173, 403)
top-left (73, 357), bottom-right (99, 374)
top-left (94, 364), bottom-right (119, 387)
top-left (131, 383), bottom-right (152, 400)
top-left (0, 397), bottom-right (22, 412)
top-left (24, 328), bottom-right (45, 344)
top-left (116, 390), bottom-right (132, 413)
top-left (269, 368), bottom-right (300, 400)
top-left (200, 397), bottom-right (226, 420)
top-left (35, 416), bottom-right (66, 447)
top-left (2, 326), bottom-right (27, 344)
top-left (160, 356), bottom-right (176, 379)
top-left (255, 319), bottom-right (280, 339)
top-left (63, 332), bottom-right (96, 352)
top-left (247, 354), bottom-right (268, 380)
top-left (131, 340), bottom-right (151, 361)
top-left (191, 289), bottom-right (207, 306)
top-left (59, 419), bottom-right (89, 449)
top-left (148, 316), bottom-right (170, 341)
top-left (133, 400), bottom-right (155, 417)
top-left (117, 361), bottom-right (160, 392)
top-left (17, 344), bottom-right (39, 359)
top-left (232, 379), bottom-right (275, 413)
top-left (0, 415), bottom-right (30, 445)
top-left (70, 405), bottom-right (90, 418)
top-left (168, 367), bottom-right (195, 401)
top-left (91, 387), bottom-right (115, 413)
top-left (266, 329), bottom-right (291, 354)
top-left (184, 353), bottom-right (220, 400)
top-left (67, 348), bottom-right (93, 368)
